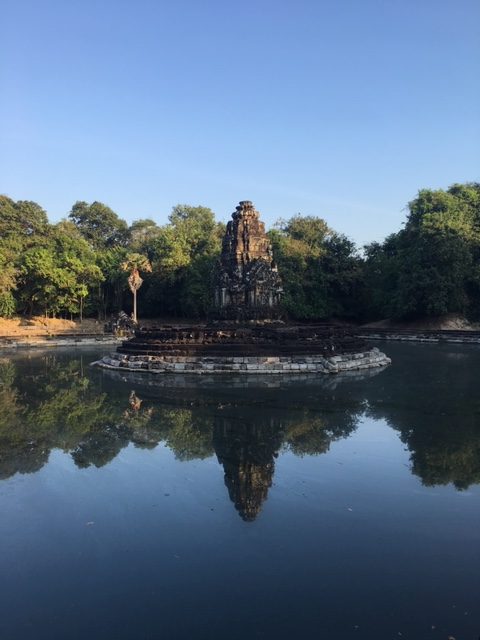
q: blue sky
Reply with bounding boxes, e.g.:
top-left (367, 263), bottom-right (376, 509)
top-left (1, 0), bottom-right (479, 245)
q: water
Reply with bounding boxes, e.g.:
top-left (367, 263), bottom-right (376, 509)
top-left (0, 342), bottom-right (479, 639)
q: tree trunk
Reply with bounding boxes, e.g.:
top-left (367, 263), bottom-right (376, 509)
top-left (97, 283), bottom-right (102, 320)
top-left (133, 290), bottom-right (137, 323)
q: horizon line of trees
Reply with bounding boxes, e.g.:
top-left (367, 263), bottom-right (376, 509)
top-left (0, 181), bottom-right (479, 323)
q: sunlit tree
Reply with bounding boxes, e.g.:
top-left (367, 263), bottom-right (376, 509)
top-left (121, 253), bottom-right (152, 323)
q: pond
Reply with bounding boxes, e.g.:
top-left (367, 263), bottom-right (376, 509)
top-left (0, 342), bottom-right (479, 639)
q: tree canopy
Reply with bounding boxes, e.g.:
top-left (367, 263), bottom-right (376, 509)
top-left (363, 182), bottom-right (480, 320)
top-left (69, 201), bottom-right (129, 249)
top-left (1, 182), bottom-right (479, 323)
top-left (269, 216), bottom-right (363, 320)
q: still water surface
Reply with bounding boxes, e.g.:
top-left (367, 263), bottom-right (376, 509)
top-left (0, 342), bottom-right (479, 639)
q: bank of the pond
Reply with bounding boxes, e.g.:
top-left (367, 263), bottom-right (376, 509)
top-left (0, 316), bottom-right (120, 349)
top-left (0, 335), bottom-right (121, 349)
top-left (357, 328), bottom-right (480, 344)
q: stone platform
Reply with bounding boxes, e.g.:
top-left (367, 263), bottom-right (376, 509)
top-left (93, 347), bottom-right (390, 375)
top-left (92, 324), bottom-right (391, 375)
top-left (117, 323), bottom-right (367, 356)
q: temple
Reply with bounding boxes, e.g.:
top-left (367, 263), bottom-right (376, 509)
top-left (92, 200), bottom-right (391, 374)
top-left (213, 201), bottom-right (283, 321)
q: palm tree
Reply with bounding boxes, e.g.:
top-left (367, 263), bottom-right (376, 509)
top-left (121, 253), bottom-right (152, 324)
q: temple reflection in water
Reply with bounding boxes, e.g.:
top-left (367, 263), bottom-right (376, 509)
top-left (1, 345), bottom-right (480, 520)
top-left (214, 416), bottom-right (283, 521)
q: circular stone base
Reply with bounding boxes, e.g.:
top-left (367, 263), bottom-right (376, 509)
top-left (92, 348), bottom-right (391, 375)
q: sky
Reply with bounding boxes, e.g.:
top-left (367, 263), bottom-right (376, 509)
top-left (1, 0), bottom-right (479, 246)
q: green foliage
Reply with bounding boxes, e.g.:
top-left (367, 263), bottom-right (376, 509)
top-left (0, 197), bottom-right (224, 320)
top-left (128, 219), bottom-right (162, 257)
top-left (69, 201), bottom-right (128, 249)
top-left (17, 223), bottom-right (103, 317)
top-left (0, 249), bottom-right (18, 317)
top-left (0, 196), bottom-right (49, 246)
top-left (364, 182), bottom-right (480, 320)
top-left (279, 215), bottom-right (331, 256)
top-left (270, 216), bottom-right (363, 320)
top-left (1, 183), bottom-right (480, 322)
top-left (0, 292), bottom-right (16, 318)
top-left (95, 246), bottom-right (129, 318)
top-left (143, 205), bottom-right (223, 318)
top-left (0, 197), bottom-right (50, 316)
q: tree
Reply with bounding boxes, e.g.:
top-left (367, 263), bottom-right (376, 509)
top-left (363, 183), bottom-right (480, 321)
top-left (121, 253), bottom-right (152, 323)
top-left (0, 249), bottom-right (19, 317)
top-left (270, 215), bottom-right (362, 320)
top-left (95, 247), bottom-right (129, 319)
top-left (18, 223), bottom-right (103, 318)
top-left (53, 221), bottom-right (104, 320)
top-left (128, 219), bottom-right (162, 257)
top-left (144, 205), bottom-right (223, 318)
top-left (0, 196), bottom-right (49, 243)
top-left (278, 215), bottom-right (331, 256)
top-left (69, 201), bottom-right (128, 249)
top-left (0, 197), bottom-right (51, 317)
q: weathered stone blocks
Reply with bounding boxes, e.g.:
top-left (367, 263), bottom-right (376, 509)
top-left (92, 349), bottom-right (391, 375)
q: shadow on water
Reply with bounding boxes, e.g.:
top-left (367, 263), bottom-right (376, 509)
top-left (1, 342), bottom-right (480, 521)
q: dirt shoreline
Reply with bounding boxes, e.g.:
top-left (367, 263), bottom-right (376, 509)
top-left (360, 313), bottom-right (480, 331)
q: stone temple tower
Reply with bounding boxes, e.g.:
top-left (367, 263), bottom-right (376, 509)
top-left (213, 201), bottom-right (283, 321)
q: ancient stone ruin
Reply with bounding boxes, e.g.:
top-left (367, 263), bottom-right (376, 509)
top-left (92, 200), bottom-right (391, 374)
top-left (212, 201), bottom-right (283, 321)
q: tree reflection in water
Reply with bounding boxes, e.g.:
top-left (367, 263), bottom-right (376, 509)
top-left (0, 344), bottom-right (479, 519)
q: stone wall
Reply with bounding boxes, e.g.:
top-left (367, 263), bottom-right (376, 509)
top-left (93, 347), bottom-right (391, 375)
top-left (0, 335), bottom-right (120, 350)
top-left (118, 323), bottom-right (368, 357)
